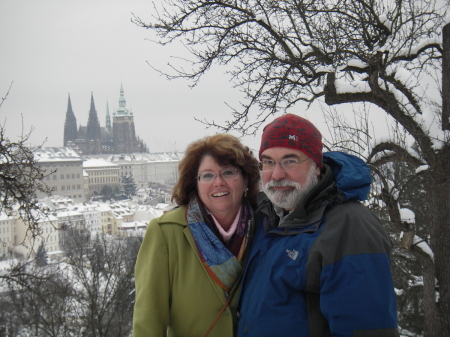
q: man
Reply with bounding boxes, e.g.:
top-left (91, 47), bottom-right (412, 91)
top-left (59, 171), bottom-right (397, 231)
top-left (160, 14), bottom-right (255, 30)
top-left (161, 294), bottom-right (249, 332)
top-left (237, 114), bottom-right (399, 337)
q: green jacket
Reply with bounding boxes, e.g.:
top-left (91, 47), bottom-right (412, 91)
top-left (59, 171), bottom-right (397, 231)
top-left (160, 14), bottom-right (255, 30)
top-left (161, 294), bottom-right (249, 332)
top-left (132, 206), bottom-right (240, 337)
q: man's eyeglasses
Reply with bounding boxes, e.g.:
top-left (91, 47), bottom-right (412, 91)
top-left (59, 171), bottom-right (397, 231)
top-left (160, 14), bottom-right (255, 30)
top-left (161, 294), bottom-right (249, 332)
top-left (258, 157), bottom-right (310, 172)
top-left (197, 167), bottom-right (240, 183)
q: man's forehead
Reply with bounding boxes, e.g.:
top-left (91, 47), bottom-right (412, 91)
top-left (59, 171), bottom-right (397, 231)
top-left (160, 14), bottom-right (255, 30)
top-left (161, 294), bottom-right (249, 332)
top-left (261, 147), bottom-right (307, 159)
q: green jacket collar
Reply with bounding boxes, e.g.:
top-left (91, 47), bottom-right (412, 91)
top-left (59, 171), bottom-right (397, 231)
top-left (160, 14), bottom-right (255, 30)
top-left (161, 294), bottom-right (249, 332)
top-left (157, 205), bottom-right (188, 227)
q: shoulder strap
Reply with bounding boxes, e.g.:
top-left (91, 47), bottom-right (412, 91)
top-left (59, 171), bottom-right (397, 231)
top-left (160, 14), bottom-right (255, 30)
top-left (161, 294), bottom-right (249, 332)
top-left (202, 286), bottom-right (238, 337)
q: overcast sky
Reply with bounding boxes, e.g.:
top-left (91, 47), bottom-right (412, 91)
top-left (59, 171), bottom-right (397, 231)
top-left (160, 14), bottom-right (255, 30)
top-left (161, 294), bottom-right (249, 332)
top-left (0, 0), bottom-right (381, 155)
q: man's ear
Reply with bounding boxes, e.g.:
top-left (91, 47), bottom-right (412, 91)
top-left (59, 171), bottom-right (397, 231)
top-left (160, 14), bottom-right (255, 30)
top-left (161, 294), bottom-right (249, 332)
top-left (315, 165), bottom-right (321, 177)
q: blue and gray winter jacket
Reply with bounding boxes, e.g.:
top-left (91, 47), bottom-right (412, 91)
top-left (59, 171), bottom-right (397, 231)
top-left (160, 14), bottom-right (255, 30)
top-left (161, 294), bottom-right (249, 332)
top-left (237, 152), bottom-right (398, 337)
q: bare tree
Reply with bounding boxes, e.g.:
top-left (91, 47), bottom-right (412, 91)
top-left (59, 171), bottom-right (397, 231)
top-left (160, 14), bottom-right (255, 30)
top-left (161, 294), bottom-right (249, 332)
top-left (134, 1), bottom-right (450, 335)
top-left (1, 83), bottom-right (54, 254)
top-left (1, 232), bottom-right (140, 336)
top-left (64, 232), bottom-right (137, 337)
top-left (3, 262), bottom-right (75, 337)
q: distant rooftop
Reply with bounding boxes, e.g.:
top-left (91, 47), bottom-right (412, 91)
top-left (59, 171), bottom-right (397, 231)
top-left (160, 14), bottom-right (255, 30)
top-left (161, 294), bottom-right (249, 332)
top-left (83, 158), bottom-right (119, 168)
top-left (34, 147), bottom-right (83, 162)
top-left (107, 152), bottom-right (184, 163)
top-left (33, 147), bottom-right (184, 164)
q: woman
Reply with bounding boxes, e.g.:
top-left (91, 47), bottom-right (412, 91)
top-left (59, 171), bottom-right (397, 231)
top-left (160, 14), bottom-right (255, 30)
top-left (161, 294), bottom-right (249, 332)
top-left (132, 134), bottom-right (260, 337)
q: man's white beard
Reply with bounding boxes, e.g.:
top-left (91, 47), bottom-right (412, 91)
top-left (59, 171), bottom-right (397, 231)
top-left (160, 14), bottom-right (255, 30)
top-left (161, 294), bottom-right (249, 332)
top-left (263, 163), bottom-right (319, 210)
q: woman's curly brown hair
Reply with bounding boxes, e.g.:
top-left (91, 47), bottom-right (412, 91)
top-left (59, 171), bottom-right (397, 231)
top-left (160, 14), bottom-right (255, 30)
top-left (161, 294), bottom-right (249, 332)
top-left (172, 134), bottom-right (260, 209)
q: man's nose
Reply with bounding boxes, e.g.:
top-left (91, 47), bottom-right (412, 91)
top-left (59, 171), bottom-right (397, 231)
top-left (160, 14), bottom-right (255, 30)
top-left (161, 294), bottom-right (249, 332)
top-left (270, 163), bottom-right (287, 180)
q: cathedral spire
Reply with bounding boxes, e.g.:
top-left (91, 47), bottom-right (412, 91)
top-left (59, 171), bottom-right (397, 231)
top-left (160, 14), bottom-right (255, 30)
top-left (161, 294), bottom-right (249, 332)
top-left (64, 93), bottom-right (77, 146)
top-left (115, 83), bottom-right (132, 116)
top-left (106, 100), bottom-right (112, 132)
top-left (86, 92), bottom-right (101, 141)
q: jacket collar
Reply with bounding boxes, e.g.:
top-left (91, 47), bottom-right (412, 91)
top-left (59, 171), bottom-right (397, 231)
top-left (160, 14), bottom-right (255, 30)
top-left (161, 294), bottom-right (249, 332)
top-left (157, 205), bottom-right (188, 227)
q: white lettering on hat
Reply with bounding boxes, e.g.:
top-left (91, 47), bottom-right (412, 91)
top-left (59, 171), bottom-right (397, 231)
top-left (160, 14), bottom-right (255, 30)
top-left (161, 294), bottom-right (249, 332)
top-left (289, 135), bottom-right (298, 141)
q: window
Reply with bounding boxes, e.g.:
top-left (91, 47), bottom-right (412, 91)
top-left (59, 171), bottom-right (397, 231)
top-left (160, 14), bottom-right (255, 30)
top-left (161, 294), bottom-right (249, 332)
top-left (53, 175), bottom-right (57, 180)
top-left (61, 174), bottom-right (64, 179)
top-left (66, 174), bottom-right (70, 179)
top-left (61, 186), bottom-right (65, 191)
top-left (72, 174), bottom-right (75, 179)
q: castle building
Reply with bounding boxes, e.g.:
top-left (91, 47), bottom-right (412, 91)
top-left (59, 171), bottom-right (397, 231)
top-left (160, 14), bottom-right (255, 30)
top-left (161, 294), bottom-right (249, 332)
top-left (64, 85), bottom-right (147, 155)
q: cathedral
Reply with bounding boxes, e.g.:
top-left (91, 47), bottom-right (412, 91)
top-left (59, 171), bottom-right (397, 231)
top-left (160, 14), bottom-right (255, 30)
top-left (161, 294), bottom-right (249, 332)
top-left (64, 85), bottom-right (148, 155)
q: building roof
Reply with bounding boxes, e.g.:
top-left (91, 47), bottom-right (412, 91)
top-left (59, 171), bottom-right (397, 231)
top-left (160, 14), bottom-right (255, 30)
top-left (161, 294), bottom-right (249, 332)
top-left (83, 158), bottom-right (119, 168)
top-left (108, 152), bottom-right (184, 163)
top-left (56, 210), bottom-right (83, 218)
top-left (34, 147), bottom-right (83, 163)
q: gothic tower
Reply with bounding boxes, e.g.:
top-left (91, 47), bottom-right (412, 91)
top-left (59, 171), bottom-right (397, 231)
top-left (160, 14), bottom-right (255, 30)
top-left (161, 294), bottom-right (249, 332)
top-left (85, 92), bottom-right (102, 154)
top-left (106, 101), bottom-right (112, 132)
top-left (112, 84), bottom-right (138, 153)
top-left (86, 93), bottom-right (101, 141)
top-left (63, 94), bottom-right (77, 146)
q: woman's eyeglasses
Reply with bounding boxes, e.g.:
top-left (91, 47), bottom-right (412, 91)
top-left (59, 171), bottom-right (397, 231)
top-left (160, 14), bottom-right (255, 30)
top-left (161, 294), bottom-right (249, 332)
top-left (197, 167), bottom-right (240, 183)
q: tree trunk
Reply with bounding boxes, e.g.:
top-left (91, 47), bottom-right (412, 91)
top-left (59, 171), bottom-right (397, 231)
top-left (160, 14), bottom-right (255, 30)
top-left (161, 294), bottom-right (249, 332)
top-left (443, 23), bottom-right (450, 131)
top-left (414, 251), bottom-right (440, 337)
top-left (423, 145), bottom-right (450, 336)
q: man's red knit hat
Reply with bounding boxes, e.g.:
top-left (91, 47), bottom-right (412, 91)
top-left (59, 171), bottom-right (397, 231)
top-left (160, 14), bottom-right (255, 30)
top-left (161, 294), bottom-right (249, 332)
top-left (259, 114), bottom-right (323, 168)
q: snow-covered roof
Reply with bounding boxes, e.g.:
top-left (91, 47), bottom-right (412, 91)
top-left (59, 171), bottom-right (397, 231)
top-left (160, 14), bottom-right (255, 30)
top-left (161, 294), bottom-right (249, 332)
top-left (83, 158), bottom-right (119, 168)
top-left (155, 203), bottom-right (170, 210)
top-left (119, 221), bottom-right (148, 229)
top-left (33, 147), bottom-right (83, 163)
top-left (56, 210), bottom-right (82, 218)
top-left (97, 204), bottom-right (112, 212)
top-left (106, 152), bottom-right (184, 163)
top-left (0, 212), bottom-right (13, 221)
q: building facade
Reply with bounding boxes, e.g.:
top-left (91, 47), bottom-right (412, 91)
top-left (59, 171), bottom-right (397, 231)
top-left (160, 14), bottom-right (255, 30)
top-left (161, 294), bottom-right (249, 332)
top-left (79, 205), bottom-right (101, 234)
top-left (34, 147), bottom-right (86, 203)
top-left (108, 152), bottom-right (183, 188)
top-left (83, 158), bottom-right (120, 198)
top-left (0, 212), bottom-right (14, 257)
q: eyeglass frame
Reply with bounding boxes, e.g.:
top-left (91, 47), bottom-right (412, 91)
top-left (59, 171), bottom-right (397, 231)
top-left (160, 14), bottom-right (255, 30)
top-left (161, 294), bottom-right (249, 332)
top-left (258, 156), bottom-right (311, 172)
top-left (196, 166), bottom-right (241, 183)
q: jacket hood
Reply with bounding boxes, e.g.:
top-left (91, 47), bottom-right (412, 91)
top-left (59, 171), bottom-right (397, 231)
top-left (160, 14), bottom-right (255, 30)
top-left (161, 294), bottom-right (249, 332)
top-left (323, 151), bottom-right (371, 202)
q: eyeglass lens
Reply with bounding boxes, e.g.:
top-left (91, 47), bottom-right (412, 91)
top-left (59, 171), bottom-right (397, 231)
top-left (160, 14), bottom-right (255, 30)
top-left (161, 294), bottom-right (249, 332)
top-left (197, 167), bottom-right (239, 182)
top-left (259, 157), bottom-right (309, 172)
